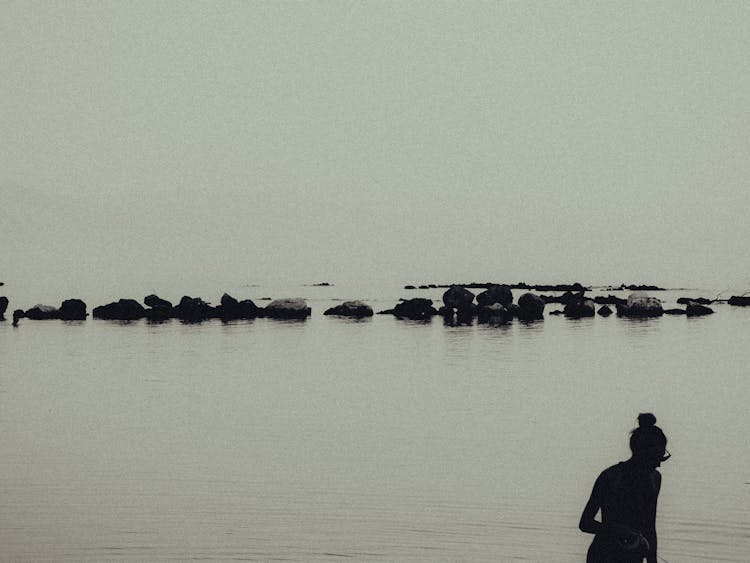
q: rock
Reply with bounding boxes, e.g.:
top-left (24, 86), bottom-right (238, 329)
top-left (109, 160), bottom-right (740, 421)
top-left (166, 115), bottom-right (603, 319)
top-left (597, 305), bottom-right (613, 317)
top-left (264, 298), bottom-right (311, 319)
top-left (664, 308), bottom-right (686, 315)
top-left (685, 302), bottom-right (714, 317)
top-left (324, 300), bottom-right (374, 317)
top-left (728, 296), bottom-right (750, 306)
top-left (516, 293), bottom-right (545, 321)
top-left (144, 294), bottom-right (173, 309)
top-left (58, 299), bottom-right (87, 320)
top-left (477, 302), bottom-right (514, 323)
top-left (12, 309), bottom-right (23, 325)
top-left (594, 295), bottom-right (627, 305)
top-left (0, 296), bottom-right (8, 317)
top-left (677, 297), bottom-right (711, 305)
top-left (442, 286), bottom-right (475, 311)
top-left (381, 298), bottom-right (437, 320)
top-left (564, 297), bottom-right (595, 318)
top-left (404, 285), bottom-right (416, 290)
top-left (533, 282), bottom-right (587, 292)
top-left (476, 284), bottom-right (513, 308)
top-left (218, 293), bottom-right (259, 320)
top-left (174, 296), bottom-right (217, 322)
top-left (616, 292), bottom-right (664, 318)
top-left (25, 304), bottom-right (60, 320)
top-left (541, 290), bottom-right (587, 305)
top-left (93, 299), bottom-right (146, 320)
top-left (144, 294), bottom-right (174, 321)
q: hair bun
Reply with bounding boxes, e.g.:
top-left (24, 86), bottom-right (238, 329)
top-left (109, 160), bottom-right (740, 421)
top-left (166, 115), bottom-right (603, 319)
top-left (638, 413), bottom-right (657, 428)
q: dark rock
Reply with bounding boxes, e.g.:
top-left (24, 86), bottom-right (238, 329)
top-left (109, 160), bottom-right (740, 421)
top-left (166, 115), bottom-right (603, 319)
top-left (442, 286), bottom-right (475, 311)
top-left (0, 296), bottom-right (8, 317)
top-left (516, 293), bottom-right (545, 321)
top-left (174, 296), bottom-right (217, 322)
top-left (477, 302), bottom-right (514, 323)
top-left (217, 293), bottom-right (259, 320)
top-left (533, 282), bottom-right (588, 292)
top-left (541, 290), bottom-right (588, 305)
top-left (677, 297), bottom-right (711, 305)
top-left (145, 294), bottom-right (173, 309)
top-left (144, 294), bottom-right (174, 321)
top-left (264, 298), bottom-right (311, 319)
top-left (620, 284), bottom-right (666, 291)
top-left (685, 302), bottom-right (714, 317)
top-left (594, 295), bottom-right (627, 305)
top-left (616, 293), bottom-right (664, 318)
top-left (597, 305), bottom-right (613, 317)
top-left (324, 300), bottom-right (374, 317)
top-left (25, 304), bottom-right (60, 320)
top-left (563, 297), bottom-right (595, 318)
top-left (58, 299), bottom-right (87, 320)
top-left (12, 309), bottom-right (23, 325)
top-left (381, 298), bottom-right (437, 320)
top-left (404, 285), bottom-right (416, 290)
top-left (728, 296), bottom-right (750, 307)
top-left (549, 309), bottom-right (565, 316)
top-left (93, 299), bottom-right (146, 320)
top-left (664, 308), bottom-right (686, 315)
top-left (476, 284), bottom-right (513, 308)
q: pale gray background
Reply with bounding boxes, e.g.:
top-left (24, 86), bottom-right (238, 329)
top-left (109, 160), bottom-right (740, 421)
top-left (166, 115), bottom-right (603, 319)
top-left (2, 2), bottom-right (749, 296)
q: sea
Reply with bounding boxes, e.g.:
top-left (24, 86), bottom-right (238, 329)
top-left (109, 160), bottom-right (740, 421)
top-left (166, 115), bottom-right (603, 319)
top-left (1, 281), bottom-right (749, 562)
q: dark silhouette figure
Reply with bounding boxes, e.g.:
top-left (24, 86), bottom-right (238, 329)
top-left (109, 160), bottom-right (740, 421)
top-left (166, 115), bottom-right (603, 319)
top-left (580, 413), bottom-right (669, 563)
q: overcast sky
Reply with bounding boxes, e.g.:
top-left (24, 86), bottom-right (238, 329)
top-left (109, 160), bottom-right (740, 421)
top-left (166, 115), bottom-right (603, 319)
top-left (2, 2), bottom-right (749, 295)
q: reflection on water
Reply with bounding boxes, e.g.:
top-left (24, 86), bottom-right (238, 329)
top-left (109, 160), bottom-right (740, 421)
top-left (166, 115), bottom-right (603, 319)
top-left (1, 292), bottom-right (749, 562)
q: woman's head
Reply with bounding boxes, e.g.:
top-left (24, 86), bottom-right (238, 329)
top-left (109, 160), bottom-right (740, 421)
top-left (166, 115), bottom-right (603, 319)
top-left (630, 413), bottom-right (669, 468)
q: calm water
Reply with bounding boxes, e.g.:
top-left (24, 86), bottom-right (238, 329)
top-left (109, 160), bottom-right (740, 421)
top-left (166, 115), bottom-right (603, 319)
top-left (1, 284), bottom-right (749, 562)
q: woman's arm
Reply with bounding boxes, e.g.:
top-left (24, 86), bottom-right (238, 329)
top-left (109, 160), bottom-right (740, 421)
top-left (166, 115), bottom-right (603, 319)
top-left (579, 474), bottom-right (604, 534)
top-left (645, 471), bottom-right (662, 563)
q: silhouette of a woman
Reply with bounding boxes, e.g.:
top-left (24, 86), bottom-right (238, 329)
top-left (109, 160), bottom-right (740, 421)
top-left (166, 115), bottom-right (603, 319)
top-left (579, 413), bottom-right (669, 563)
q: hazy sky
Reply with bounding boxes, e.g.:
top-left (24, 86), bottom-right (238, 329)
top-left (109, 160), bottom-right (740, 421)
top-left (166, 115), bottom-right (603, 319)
top-left (2, 2), bottom-right (749, 295)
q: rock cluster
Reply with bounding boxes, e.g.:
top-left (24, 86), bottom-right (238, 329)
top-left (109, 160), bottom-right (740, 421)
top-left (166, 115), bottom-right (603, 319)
top-left (379, 284), bottom-right (545, 323)
top-left (14, 299), bottom-right (88, 322)
top-left (89, 294), bottom-right (305, 321)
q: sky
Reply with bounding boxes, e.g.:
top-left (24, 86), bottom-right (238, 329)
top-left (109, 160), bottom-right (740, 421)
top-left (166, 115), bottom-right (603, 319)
top-left (2, 2), bottom-right (750, 297)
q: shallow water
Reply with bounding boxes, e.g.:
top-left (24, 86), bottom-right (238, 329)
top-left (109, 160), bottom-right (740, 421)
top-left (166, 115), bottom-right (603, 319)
top-left (1, 285), bottom-right (749, 561)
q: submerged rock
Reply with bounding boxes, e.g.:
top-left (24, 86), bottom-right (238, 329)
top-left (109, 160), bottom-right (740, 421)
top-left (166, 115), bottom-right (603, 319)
top-left (380, 298), bottom-right (437, 320)
top-left (264, 298), bottom-right (311, 319)
top-left (597, 305), bottom-right (613, 317)
top-left (174, 296), bottom-right (217, 322)
top-left (324, 300), bottom-right (373, 318)
top-left (677, 297), bottom-right (711, 305)
top-left (93, 299), bottom-right (146, 320)
top-left (476, 285), bottom-right (513, 308)
top-left (685, 302), bottom-right (714, 317)
top-left (59, 299), bottom-right (87, 320)
top-left (218, 293), bottom-right (259, 320)
top-left (616, 293), bottom-right (664, 318)
top-left (442, 286), bottom-right (475, 312)
top-left (477, 302), bottom-right (514, 323)
top-left (516, 293), bottom-right (545, 321)
top-left (144, 294), bottom-right (174, 321)
top-left (25, 304), bottom-right (60, 320)
top-left (664, 308), bottom-right (687, 315)
top-left (563, 297), bottom-right (595, 318)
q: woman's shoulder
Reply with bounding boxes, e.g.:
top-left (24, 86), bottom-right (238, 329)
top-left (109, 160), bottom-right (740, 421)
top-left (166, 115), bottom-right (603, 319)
top-left (599, 462), bottom-right (627, 478)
